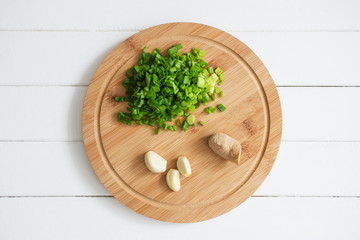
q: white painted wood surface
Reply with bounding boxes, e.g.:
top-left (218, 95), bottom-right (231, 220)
top-left (1, 197), bottom-right (359, 240)
top-left (1, 32), bottom-right (360, 86)
top-left (0, 0), bottom-right (359, 239)
top-left (1, 0), bottom-right (359, 31)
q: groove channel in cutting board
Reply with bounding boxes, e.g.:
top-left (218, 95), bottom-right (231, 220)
top-left (82, 22), bottom-right (282, 222)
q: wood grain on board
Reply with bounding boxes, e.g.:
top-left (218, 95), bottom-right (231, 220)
top-left (82, 22), bottom-right (282, 222)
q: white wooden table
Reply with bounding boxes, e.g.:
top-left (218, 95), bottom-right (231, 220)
top-left (1, 0), bottom-right (359, 239)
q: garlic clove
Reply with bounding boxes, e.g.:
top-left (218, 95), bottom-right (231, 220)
top-left (166, 169), bottom-right (181, 192)
top-left (177, 156), bottom-right (191, 177)
top-left (144, 151), bottom-right (167, 173)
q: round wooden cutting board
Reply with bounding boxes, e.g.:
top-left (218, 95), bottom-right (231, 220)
top-left (82, 22), bottom-right (282, 223)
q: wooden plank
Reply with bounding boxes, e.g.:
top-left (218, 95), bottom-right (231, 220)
top-left (0, 87), bottom-right (359, 141)
top-left (255, 142), bottom-right (360, 196)
top-left (0, 0), bottom-right (359, 31)
top-left (0, 32), bottom-right (131, 85)
top-left (0, 197), bottom-right (359, 239)
top-left (0, 86), bottom-right (86, 141)
top-left (279, 87), bottom-right (360, 141)
top-left (0, 142), bottom-right (109, 196)
top-left (1, 142), bottom-right (359, 197)
top-left (1, 32), bottom-right (360, 86)
top-left (236, 32), bottom-right (360, 86)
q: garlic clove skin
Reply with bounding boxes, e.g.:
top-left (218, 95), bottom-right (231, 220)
top-left (166, 169), bottom-right (181, 192)
top-left (177, 156), bottom-right (191, 177)
top-left (144, 151), bottom-right (167, 173)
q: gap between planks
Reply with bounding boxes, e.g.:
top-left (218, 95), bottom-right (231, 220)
top-left (0, 195), bottom-right (359, 198)
top-left (0, 28), bottom-right (360, 33)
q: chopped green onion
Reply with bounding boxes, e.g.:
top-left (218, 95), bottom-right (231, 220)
top-left (176, 119), bottom-right (182, 127)
top-left (210, 73), bottom-right (219, 81)
top-left (114, 43), bottom-right (225, 133)
top-left (181, 120), bottom-right (189, 131)
top-left (219, 91), bottom-right (224, 97)
top-left (215, 67), bottom-right (223, 75)
top-left (186, 114), bottom-right (196, 125)
top-left (183, 76), bottom-right (190, 84)
top-left (205, 106), bottom-right (216, 114)
top-left (199, 121), bottom-right (205, 126)
top-left (217, 104), bottom-right (226, 112)
top-left (197, 76), bottom-right (205, 88)
top-left (188, 105), bottom-right (196, 112)
top-left (219, 73), bottom-right (224, 81)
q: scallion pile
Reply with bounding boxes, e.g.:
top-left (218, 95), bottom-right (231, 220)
top-left (114, 43), bottom-right (226, 133)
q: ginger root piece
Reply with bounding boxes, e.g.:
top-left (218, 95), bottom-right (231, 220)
top-left (208, 132), bottom-right (241, 165)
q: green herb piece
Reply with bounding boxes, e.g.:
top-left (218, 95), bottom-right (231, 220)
top-left (188, 105), bottom-right (196, 112)
top-left (186, 114), bottom-right (196, 125)
top-left (176, 119), bottom-right (182, 127)
top-left (114, 96), bottom-right (121, 102)
top-left (205, 106), bottom-right (216, 114)
top-left (217, 104), bottom-right (226, 112)
top-left (181, 120), bottom-right (189, 131)
top-left (199, 121), bottom-right (205, 126)
top-left (219, 73), bottom-right (224, 81)
top-left (197, 76), bottom-right (205, 88)
top-left (168, 43), bottom-right (183, 57)
top-left (219, 91), bottom-right (224, 97)
top-left (215, 67), bottom-right (223, 75)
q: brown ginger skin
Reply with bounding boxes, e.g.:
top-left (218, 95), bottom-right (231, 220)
top-left (208, 132), bottom-right (241, 165)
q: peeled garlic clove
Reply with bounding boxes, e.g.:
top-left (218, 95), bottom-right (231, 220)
top-left (177, 156), bottom-right (191, 177)
top-left (144, 151), bottom-right (167, 173)
top-left (166, 169), bottom-right (181, 192)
